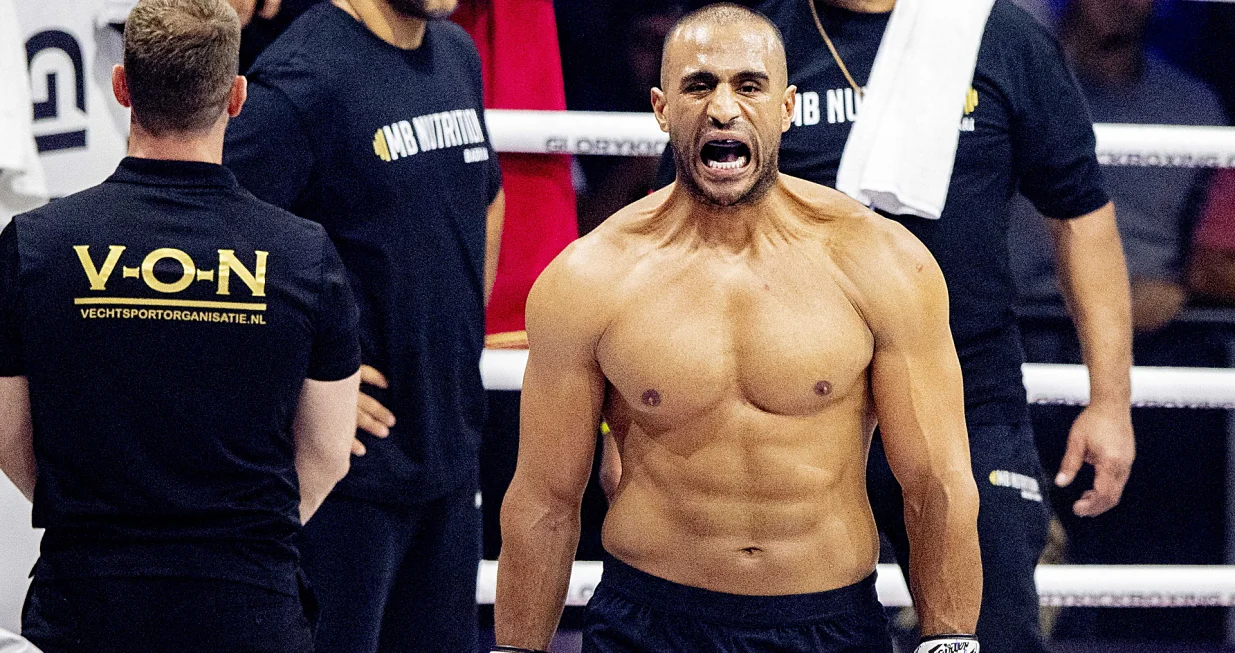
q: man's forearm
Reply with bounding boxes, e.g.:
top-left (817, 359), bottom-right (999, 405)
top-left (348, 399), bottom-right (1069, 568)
top-left (0, 376), bottom-right (34, 501)
top-left (903, 470), bottom-right (982, 635)
top-left (1050, 203), bottom-right (1133, 404)
top-left (485, 191), bottom-right (506, 307)
top-left (295, 451), bottom-right (348, 523)
top-left (495, 489), bottom-right (581, 650)
top-left (0, 443), bottom-right (35, 502)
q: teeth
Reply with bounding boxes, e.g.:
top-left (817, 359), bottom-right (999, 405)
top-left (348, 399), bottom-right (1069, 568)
top-left (707, 156), bottom-right (748, 170)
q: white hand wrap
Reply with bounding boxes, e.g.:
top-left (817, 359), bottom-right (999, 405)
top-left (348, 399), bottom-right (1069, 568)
top-left (914, 635), bottom-right (980, 653)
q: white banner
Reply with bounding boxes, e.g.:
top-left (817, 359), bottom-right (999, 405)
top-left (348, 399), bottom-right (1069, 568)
top-left (16, 0), bottom-right (129, 199)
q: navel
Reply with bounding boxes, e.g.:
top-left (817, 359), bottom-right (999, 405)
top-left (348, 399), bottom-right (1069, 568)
top-left (814, 380), bottom-right (833, 397)
top-left (641, 389), bottom-right (662, 407)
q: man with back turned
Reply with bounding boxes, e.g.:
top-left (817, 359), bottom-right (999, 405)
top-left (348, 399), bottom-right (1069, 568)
top-left (0, 1), bottom-right (361, 650)
top-left (494, 6), bottom-right (981, 653)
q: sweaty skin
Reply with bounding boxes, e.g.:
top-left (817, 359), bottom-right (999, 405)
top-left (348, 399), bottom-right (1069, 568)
top-left (495, 12), bottom-right (981, 651)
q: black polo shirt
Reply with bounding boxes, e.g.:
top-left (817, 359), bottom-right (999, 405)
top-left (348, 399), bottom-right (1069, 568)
top-left (0, 157), bottom-right (360, 595)
top-left (660, 0), bottom-right (1109, 423)
top-left (225, 4), bottom-right (502, 502)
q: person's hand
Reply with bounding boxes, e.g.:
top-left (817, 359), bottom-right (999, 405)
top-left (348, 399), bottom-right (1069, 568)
top-left (1055, 402), bottom-right (1135, 517)
top-left (227, 0), bottom-right (282, 27)
top-left (353, 364), bottom-right (394, 456)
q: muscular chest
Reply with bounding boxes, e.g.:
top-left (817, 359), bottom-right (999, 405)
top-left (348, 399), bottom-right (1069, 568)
top-left (597, 253), bottom-right (874, 426)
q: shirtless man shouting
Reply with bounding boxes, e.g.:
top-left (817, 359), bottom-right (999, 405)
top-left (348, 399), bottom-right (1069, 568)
top-left (493, 5), bottom-right (981, 652)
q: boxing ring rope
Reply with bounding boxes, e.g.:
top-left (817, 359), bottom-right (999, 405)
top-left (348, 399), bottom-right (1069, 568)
top-left (476, 561), bottom-right (1235, 608)
top-left (481, 349), bottom-right (1235, 409)
top-left (479, 111), bottom-right (1235, 609)
top-left (485, 110), bottom-right (1235, 168)
top-left (478, 351), bottom-right (1235, 606)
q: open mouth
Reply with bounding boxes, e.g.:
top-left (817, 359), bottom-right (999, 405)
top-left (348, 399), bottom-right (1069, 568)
top-left (700, 139), bottom-right (752, 172)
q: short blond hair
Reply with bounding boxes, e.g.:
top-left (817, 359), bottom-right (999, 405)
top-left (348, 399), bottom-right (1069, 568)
top-left (123, 0), bottom-right (241, 135)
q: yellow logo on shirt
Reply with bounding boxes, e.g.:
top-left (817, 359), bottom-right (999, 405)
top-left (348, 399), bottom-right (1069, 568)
top-left (372, 109), bottom-right (488, 163)
top-left (70, 246), bottom-right (269, 324)
top-left (964, 87), bottom-right (979, 116)
top-left (74, 246), bottom-right (267, 297)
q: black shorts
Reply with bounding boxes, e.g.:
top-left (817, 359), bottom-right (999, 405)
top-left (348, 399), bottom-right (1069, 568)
top-left (21, 574), bottom-right (315, 653)
top-left (582, 553), bottom-right (893, 652)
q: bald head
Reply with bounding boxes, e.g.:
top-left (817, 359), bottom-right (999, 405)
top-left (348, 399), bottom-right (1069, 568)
top-left (650, 2), bottom-right (797, 208)
top-left (660, 3), bottom-right (787, 89)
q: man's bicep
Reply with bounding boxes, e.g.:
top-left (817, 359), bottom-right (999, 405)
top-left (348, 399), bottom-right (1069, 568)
top-left (224, 82), bottom-right (314, 208)
top-left (516, 341), bottom-right (605, 505)
top-left (867, 265), bottom-right (969, 483)
top-left (516, 263), bottom-right (608, 504)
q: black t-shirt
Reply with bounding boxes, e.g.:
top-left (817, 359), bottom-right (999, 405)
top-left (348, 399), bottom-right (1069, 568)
top-left (224, 4), bottom-right (502, 501)
top-left (659, 0), bottom-right (1109, 423)
top-left (0, 157), bottom-right (360, 594)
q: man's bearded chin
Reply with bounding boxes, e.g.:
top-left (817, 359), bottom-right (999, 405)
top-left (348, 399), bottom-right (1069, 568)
top-left (671, 135), bottom-right (780, 208)
top-left (386, 0), bottom-right (455, 19)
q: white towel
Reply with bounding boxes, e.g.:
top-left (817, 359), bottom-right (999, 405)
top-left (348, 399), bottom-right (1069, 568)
top-left (0, 628), bottom-right (41, 653)
top-left (0, 0), bottom-right (49, 228)
top-left (834, 0), bottom-right (996, 220)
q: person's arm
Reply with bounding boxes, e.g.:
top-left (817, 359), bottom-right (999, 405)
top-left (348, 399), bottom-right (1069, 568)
top-left (863, 226), bottom-right (981, 639)
top-left (495, 246), bottom-right (607, 651)
top-left (0, 377), bottom-right (33, 502)
top-left (294, 373), bottom-right (360, 522)
top-left (1006, 14), bottom-right (1135, 517)
top-left (224, 80), bottom-right (315, 209)
top-left (0, 225), bottom-right (32, 501)
top-left (1046, 201), bottom-right (1135, 517)
top-left (302, 234), bottom-right (366, 480)
top-left (486, 189), bottom-right (506, 307)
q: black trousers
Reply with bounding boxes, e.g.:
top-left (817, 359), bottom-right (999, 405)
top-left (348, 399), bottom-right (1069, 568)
top-left (22, 575), bottom-right (315, 653)
top-left (298, 484), bottom-right (482, 653)
top-left (868, 420), bottom-right (1051, 653)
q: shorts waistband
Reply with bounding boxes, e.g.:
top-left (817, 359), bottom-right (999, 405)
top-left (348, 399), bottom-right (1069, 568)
top-left (597, 552), bottom-right (881, 628)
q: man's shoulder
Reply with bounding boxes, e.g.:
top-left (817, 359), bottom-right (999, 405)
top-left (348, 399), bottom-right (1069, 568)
top-left (236, 188), bottom-right (322, 230)
top-left (246, 4), bottom-right (348, 92)
top-left (777, 177), bottom-right (942, 300)
top-left (230, 189), bottom-right (332, 254)
top-left (979, 0), bottom-right (1065, 64)
top-left (13, 183), bottom-right (114, 233)
top-left (986, 0), bottom-right (1056, 40)
top-left (527, 192), bottom-right (663, 317)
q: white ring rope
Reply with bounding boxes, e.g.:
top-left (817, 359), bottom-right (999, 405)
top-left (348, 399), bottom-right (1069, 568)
top-left (485, 110), bottom-right (1235, 169)
top-left (476, 561), bottom-right (1235, 608)
top-left (481, 350), bottom-right (1235, 410)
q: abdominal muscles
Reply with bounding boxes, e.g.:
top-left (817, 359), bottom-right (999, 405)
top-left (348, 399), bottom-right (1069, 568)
top-left (601, 403), bottom-right (881, 595)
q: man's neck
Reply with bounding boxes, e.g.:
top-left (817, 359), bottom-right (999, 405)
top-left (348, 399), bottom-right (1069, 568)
top-left (334, 0), bottom-right (428, 50)
top-left (664, 181), bottom-right (793, 253)
top-left (125, 121), bottom-right (224, 164)
top-left (821, 0), bottom-right (896, 13)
